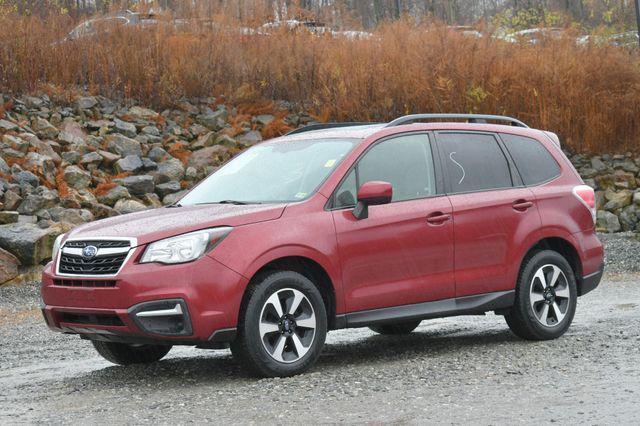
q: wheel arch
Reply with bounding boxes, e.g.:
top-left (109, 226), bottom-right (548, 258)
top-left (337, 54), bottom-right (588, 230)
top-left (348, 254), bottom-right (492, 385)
top-left (242, 255), bottom-right (340, 329)
top-left (521, 236), bottom-right (584, 293)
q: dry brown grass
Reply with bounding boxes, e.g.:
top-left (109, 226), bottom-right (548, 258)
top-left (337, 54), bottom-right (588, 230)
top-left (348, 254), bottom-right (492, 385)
top-left (0, 14), bottom-right (639, 153)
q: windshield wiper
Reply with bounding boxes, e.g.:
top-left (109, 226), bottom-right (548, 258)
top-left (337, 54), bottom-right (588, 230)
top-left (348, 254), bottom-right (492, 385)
top-left (197, 200), bottom-right (261, 206)
top-left (167, 203), bottom-right (182, 208)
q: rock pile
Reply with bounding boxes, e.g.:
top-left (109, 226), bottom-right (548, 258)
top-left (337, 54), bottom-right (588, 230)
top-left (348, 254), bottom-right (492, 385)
top-left (0, 93), bottom-right (638, 285)
top-left (571, 154), bottom-right (640, 233)
top-left (0, 93), bottom-right (314, 284)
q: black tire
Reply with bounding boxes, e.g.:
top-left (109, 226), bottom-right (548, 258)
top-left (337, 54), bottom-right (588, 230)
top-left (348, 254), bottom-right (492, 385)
top-left (92, 341), bottom-right (172, 365)
top-left (230, 271), bottom-right (327, 377)
top-left (505, 250), bottom-right (578, 340)
top-left (369, 320), bottom-right (421, 335)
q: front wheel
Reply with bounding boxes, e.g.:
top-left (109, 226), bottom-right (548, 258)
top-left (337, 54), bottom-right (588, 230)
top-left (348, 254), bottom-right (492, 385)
top-left (92, 341), bottom-right (172, 365)
top-left (231, 271), bottom-right (327, 377)
top-left (505, 250), bottom-right (577, 340)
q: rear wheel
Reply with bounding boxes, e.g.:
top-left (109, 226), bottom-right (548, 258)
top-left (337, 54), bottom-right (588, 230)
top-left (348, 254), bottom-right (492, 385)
top-left (92, 341), bottom-right (172, 365)
top-left (505, 250), bottom-right (577, 340)
top-left (231, 271), bottom-right (327, 377)
top-left (369, 320), bottom-right (421, 335)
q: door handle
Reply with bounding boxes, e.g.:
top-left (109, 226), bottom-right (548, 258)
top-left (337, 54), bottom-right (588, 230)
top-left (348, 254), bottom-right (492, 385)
top-left (426, 212), bottom-right (451, 225)
top-left (513, 199), bottom-right (534, 211)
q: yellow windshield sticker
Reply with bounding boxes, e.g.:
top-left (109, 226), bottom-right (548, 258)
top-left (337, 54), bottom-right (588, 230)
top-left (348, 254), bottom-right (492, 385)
top-left (324, 159), bottom-right (336, 168)
top-left (294, 192), bottom-right (307, 199)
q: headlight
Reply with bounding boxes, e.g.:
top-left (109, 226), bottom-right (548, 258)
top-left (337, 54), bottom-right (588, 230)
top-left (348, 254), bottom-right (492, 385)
top-left (140, 227), bottom-right (233, 265)
top-left (52, 234), bottom-right (64, 259)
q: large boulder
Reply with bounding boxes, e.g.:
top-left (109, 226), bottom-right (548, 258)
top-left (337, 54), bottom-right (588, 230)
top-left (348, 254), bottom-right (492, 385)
top-left (106, 134), bottom-right (142, 157)
top-left (603, 189), bottom-right (633, 211)
top-left (24, 152), bottom-right (56, 185)
top-left (97, 185), bottom-right (131, 207)
top-left (619, 204), bottom-right (640, 232)
top-left (11, 170), bottom-right (39, 187)
top-left (114, 198), bottom-right (147, 214)
top-left (31, 117), bottom-right (58, 139)
top-left (0, 211), bottom-right (19, 225)
top-left (0, 222), bottom-right (62, 265)
top-left (127, 106), bottom-right (159, 121)
top-left (63, 165), bottom-right (92, 189)
top-left (197, 109), bottom-right (227, 130)
top-left (596, 210), bottom-right (621, 233)
top-left (113, 118), bottom-right (137, 138)
top-left (3, 191), bottom-right (22, 211)
top-left (22, 134), bottom-right (62, 164)
top-left (47, 207), bottom-right (94, 225)
top-left (114, 155), bottom-right (143, 174)
top-left (76, 96), bottom-right (98, 110)
top-left (114, 175), bottom-right (155, 197)
top-left (156, 181), bottom-right (182, 198)
top-left (0, 119), bottom-right (18, 131)
top-left (0, 248), bottom-right (20, 285)
top-left (237, 130), bottom-right (262, 147)
top-left (17, 189), bottom-right (59, 215)
top-left (154, 157), bottom-right (184, 183)
top-left (162, 190), bottom-right (188, 206)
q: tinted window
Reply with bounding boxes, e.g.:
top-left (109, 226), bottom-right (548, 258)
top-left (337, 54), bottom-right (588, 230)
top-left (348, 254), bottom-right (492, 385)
top-left (358, 134), bottom-right (436, 202)
top-left (501, 134), bottom-right (560, 185)
top-left (437, 133), bottom-right (512, 193)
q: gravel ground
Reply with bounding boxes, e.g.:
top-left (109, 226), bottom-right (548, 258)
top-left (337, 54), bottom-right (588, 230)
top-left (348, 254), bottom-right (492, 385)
top-left (1, 234), bottom-right (639, 424)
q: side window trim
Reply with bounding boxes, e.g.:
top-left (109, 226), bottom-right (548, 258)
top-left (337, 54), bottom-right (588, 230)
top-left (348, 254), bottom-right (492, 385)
top-left (434, 130), bottom-right (521, 195)
top-left (326, 131), bottom-right (443, 211)
top-left (497, 132), bottom-right (561, 187)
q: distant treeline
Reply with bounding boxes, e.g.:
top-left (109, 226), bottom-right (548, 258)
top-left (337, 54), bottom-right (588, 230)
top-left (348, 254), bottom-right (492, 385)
top-left (3, 0), bottom-right (637, 30)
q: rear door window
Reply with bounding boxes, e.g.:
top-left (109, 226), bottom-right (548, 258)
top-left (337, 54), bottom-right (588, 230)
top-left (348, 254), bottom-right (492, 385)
top-left (501, 134), bottom-right (561, 185)
top-left (436, 132), bottom-right (513, 193)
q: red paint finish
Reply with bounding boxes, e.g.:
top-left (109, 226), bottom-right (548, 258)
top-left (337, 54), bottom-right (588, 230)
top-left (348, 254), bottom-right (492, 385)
top-left (40, 121), bottom-right (604, 344)
top-left (357, 181), bottom-right (393, 204)
top-left (332, 195), bottom-right (455, 312)
top-left (448, 187), bottom-right (542, 297)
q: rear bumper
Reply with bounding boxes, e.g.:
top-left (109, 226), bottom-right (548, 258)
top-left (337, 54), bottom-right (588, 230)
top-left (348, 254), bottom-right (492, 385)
top-left (41, 252), bottom-right (248, 345)
top-left (579, 263), bottom-right (604, 296)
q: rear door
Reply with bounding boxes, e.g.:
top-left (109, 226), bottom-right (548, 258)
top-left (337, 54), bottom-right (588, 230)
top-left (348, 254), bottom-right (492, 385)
top-left (434, 131), bottom-right (542, 297)
top-left (330, 133), bottom-right (455, 313)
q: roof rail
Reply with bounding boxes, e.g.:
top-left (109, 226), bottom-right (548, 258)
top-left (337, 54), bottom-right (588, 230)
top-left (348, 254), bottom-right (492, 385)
top-left (386, 114), bottom-right (529, 128)
top-left (287, 122), bottom-right (376, 135)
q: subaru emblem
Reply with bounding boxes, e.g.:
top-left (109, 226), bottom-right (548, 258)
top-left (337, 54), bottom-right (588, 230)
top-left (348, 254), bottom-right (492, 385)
top-left (82, 245), bottom-right (98, 259)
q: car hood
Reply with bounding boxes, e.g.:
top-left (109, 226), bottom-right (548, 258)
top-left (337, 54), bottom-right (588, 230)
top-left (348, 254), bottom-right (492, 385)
top-left (64, 203), bottom-right (286, 246)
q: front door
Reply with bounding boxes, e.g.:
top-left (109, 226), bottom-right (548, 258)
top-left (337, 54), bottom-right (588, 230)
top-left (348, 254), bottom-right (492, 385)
top-left (330, 133), bottom-right (455, 313)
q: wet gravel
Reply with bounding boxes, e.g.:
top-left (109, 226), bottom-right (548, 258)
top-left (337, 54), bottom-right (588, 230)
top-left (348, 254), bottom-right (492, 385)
top-left (1, 233), bottom-right (639, 424)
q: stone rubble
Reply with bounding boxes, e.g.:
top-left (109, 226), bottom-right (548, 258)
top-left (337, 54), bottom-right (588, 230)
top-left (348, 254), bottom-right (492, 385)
top-left (0, 93), bottom-right (638, 284)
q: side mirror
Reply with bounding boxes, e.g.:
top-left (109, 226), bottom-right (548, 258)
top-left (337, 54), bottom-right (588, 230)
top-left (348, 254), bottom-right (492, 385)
top-left (352, 181), bottom-right (392, 220)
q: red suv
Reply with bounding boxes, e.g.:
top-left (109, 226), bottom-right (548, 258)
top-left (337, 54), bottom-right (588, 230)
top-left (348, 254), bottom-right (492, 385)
top-left (41, 114), bottom-right (604, 377)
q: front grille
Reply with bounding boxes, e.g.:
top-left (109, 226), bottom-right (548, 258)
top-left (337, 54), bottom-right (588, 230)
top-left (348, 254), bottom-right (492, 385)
top-left (53, 279), bottom-right (117, 288)
top-left (64, 240), bottom-right (130, 248)
top-left (58, 239), bottom-right (131, 276)
top-left (59, 253), bottom-right (127, 275)
top-left (58, 312), bottom-right (124, 327)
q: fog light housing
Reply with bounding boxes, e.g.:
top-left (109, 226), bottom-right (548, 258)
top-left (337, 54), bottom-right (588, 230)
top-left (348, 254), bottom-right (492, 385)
top-left (128, 299), bottom-right (192, 336)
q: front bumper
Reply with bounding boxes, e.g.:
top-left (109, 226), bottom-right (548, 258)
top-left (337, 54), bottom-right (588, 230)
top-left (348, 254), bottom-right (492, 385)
top-left (41, 250), bottom-right (248, 345)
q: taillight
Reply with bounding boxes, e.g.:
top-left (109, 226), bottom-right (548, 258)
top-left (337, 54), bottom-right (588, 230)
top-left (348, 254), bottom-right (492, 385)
top-left (572, 185), bottom-right (596, 224)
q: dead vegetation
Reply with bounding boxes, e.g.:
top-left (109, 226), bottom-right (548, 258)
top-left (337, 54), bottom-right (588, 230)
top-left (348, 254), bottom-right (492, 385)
top-left (0, 14), bottom-right (638, 153)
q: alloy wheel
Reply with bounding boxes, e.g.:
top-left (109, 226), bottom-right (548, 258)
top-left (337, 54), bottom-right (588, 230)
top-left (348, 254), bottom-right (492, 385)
top-left (529, 264), bottom-right (571, 327)
top-left (259, 288), bottom-right (317, 363)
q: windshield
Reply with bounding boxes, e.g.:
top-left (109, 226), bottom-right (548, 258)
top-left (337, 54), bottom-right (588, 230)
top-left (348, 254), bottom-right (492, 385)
top-left (179, 138), bottom-right (360, 205)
